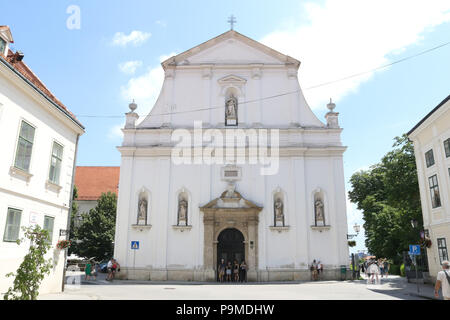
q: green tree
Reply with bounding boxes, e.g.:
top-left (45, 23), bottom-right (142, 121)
top-left (74, 192), bottom-right (117, 261)
top-left (68, 185), bottom-right (79, 256)
top-left (4, 225), bottom-right (53, 300)
top-left (348, 135), bottom-right (422, 264)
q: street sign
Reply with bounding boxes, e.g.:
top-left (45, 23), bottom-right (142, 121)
top-left (409, 245), bottom-right (420, 255)
top-left (59, 229), bottom-right (68, 236)
top-left (131, 241), bottom-right (140, 250)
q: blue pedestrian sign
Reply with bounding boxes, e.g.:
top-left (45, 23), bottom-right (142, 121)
top-left (131, 241), bottom-right (139, 250)
top-left (409, 245), bottom-right (420, 255)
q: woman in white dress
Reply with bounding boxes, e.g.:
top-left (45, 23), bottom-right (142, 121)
top-left (368, 260), bottom-right (380, 284)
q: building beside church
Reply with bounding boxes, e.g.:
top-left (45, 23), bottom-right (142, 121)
top-left (0, 26), bottom-right (84, 294)
top-left (74, 166), bottom-right (120, 225)
top-left (408, 94), bottom-right (450, 281)
top-left (114, 30), bottom-right (349, 281)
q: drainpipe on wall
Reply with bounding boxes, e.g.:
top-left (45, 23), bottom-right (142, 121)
top-left (61, 133), bottom-right (80, 292)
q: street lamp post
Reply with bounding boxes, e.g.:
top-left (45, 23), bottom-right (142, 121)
top-left (347, 224), bottom-right (361, 280)
top-left (410, 219), bottom-right (420, 294)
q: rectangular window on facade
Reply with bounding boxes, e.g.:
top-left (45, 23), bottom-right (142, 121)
top-left (3, 208), bottom-right (22, 242)
top-left (43, 216), bottom-right (55, 243)
top-left (437, 238), bottom-right (448, 265)
top-left (444, 138), bottom-right (450, 158)
top-left (425, 149), bottom-right (435, 167)
top-left (49, 142), bottom-right (63, 185)
top-left (14, 120), bottom-right (35, 172)
top-left (428, 175), bottom-right (441, 208)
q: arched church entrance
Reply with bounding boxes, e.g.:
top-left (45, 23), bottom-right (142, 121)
top-left (217, 228), bottom-right (245, 266)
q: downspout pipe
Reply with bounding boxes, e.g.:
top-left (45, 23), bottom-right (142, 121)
top-left (62, 133), bottom-right (80, 292)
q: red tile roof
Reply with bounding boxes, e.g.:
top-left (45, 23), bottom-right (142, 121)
top-left (74, 167), bottom-right (120, 201)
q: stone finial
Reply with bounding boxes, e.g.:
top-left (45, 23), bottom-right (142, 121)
top-left (327, 98), bottom-right (336, 112)
top-left (325, 98), bottom-right (339, 128)
top-left (125, 99), bottom-right (139, 129)
top-left (129, 99), bottom-right (137, 112)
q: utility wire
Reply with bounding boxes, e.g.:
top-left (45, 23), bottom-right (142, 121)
top-left (76, 39), bottom-right (450, 119)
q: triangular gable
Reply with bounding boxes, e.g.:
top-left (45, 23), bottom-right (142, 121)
top-left (161, 30), bottom-right (300, 69)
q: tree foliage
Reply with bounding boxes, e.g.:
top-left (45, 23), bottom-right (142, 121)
top-left (348, 135), bottom-right (422, 264)
top-left (68, 185), bottom-right (79, 256)
top-left (71, 192), bottom-right (117, 261)
top-left (4, 225), bottom-right (53, 300)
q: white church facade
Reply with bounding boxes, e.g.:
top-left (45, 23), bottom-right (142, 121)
top-left (114, 30), bottom-right (349, 281)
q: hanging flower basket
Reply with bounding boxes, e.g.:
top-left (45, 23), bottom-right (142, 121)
top-left (56, 240), bottom-right (71, 250)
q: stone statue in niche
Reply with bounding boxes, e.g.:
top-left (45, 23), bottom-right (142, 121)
top-left (225, 96), bottom-right (237, 125)
top-left (138, 197), bottom-right (148, 223)
top-left (178, 199), bottom-right (188, 225)
top-left (274, 198), bottom-right (284, 226)
top-left (315, 199), bottom-right (325, 226)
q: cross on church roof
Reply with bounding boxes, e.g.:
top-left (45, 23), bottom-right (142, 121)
top-left (227, 15), bottom-right (236, 30)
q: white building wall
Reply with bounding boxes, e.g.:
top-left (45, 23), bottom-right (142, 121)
top-left (409, 97), bottom-right (450, 281)
top-left (0, 61), bottom-right (82, 294)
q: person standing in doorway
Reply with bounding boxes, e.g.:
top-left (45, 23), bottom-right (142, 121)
top-left (233, 260), bottom-right (240, 282)
top-left (239, 260), bottom-right (247, 282)
top-left (218, 258), bottom-right (226, 283)
top-left (226, 261), bottom-right (232, 282)
top-left (434, 260), bottom-right (450, 300)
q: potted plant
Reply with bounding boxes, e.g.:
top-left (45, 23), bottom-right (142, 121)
top-left (56, 239), bottom-right (71, 250)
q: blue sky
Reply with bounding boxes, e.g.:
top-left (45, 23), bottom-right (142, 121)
top-left (2, 0), bottom-right (450, 254)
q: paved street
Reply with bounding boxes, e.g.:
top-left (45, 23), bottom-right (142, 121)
top-left (38, 272), bottom-right (439, 300)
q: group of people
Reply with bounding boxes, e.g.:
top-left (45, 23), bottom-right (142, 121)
top-left (310, 260), bottom-right (324, 281)
top-left (106, 258), bottom-right (120, 281)
top-left (217, 259), bottom-right (247, 282)
top-left (83, 258), bottom-right (120, 282)
top-left (361, 258), bottom-right (389, 284)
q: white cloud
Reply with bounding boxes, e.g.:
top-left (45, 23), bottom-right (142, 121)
top-left (260, 0), bottom-right (450, 109)
top-left (118, 60), bottom-right (143, 75)
top-left (112, 30), bottom-right (151, 47)
top-left (120, 52), bottom-right (177, 118)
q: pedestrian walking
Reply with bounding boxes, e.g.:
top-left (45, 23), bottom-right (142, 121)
top-left (106, 258), bottom-right (113, 281)
top-left (378, 259), bottom-right (384, 277)
top-left (84, 261), bottom-right (92, 281)
top-left (91, 262), bottom-right (98, 281)
top-left (383, 260), bottom-right (389, 278)
top-left (367, 259), bottom-right (380, 284)
top-left (434, 260), bottom-right (450, 300)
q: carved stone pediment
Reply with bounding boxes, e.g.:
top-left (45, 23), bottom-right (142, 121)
top-left (200, 189), bottom-right (262, 211)
top-left (218, 75), bottom-right (246, 96)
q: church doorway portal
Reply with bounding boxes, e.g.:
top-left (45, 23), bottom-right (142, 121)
top-left (217, 228), bottom-right (245, 266)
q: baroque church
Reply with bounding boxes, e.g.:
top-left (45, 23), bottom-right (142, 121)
top-left (114, 29), bottom-right (349, 281)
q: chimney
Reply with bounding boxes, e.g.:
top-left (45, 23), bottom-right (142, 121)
top-left (10, 51), bottom-right (24, 64)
